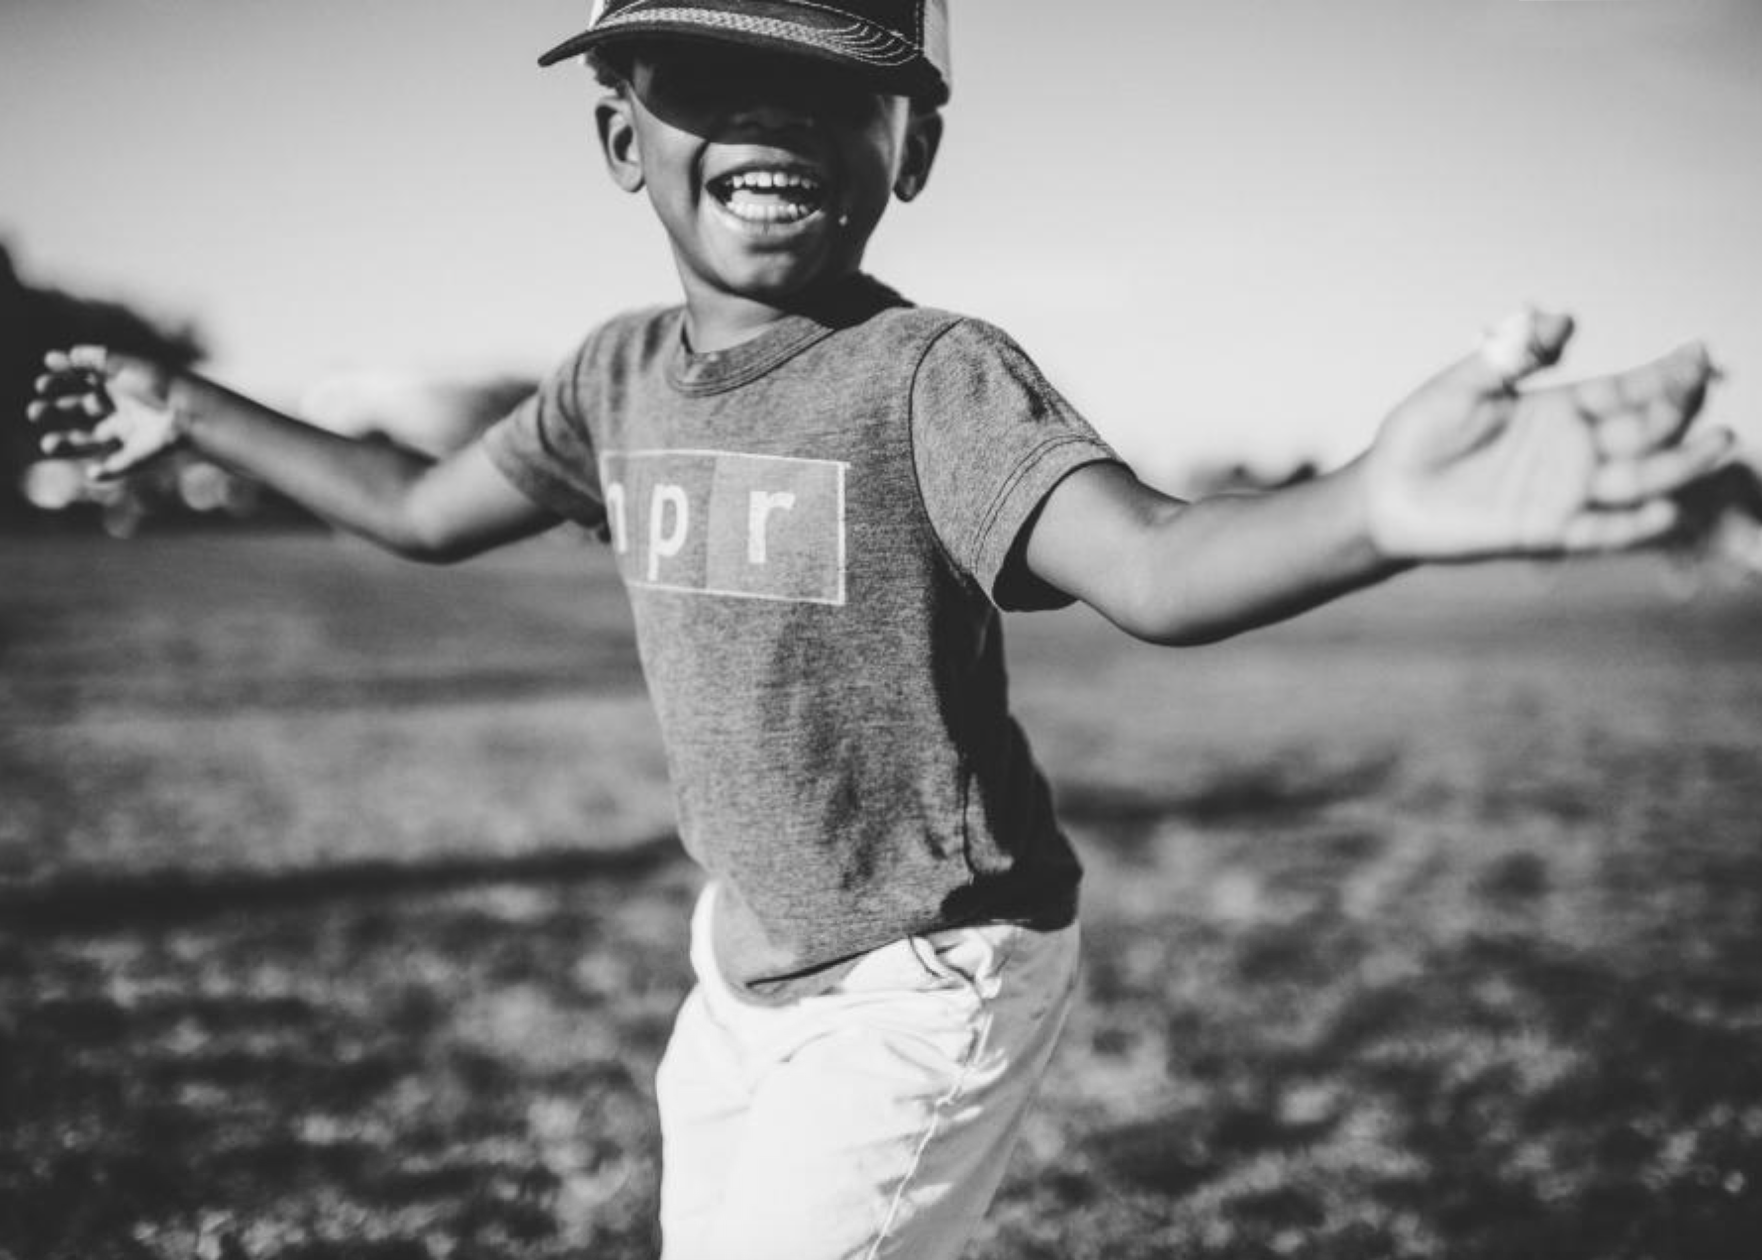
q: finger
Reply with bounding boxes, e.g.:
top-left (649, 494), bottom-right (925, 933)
top-left (34, 390), bottom-right (112, 424)
top-left (1624, 391), bottom-right (1702, 458)
top-left (30, 385), bottom-right (114, 433)
top-left (26, 397), bottom-right (79, 427)
top-left (45, 346), bottom-right (141, 390)
top-left (39, 431), bottom-right (119, 459)
top-left (1561, 501), bottom-right (1679, 552)
top-left (1483, 306), bottom-right (1573, 381)
top-left (29, 392), bottom-right (90, 422)
top-left (1589, 402), bottom-right (1665, 459)
top-left (38, 409), bottom-right (130, 453)
top-left (33, 368), bottom-right (97, 395)
top-left (1436, 307), bottom-right (1575, 397)
top-left (1589, 427), bottom-right (1737, 506)
top-left (30, 373), bottom-right (106, 413)
top-left (41, 346), bottom-right (108, 378)
top-left (1575, 342), bottom-right (1714, 438)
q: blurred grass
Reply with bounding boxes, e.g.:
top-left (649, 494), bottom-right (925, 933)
top-left (3, 531), bottom-right (1761, 1259)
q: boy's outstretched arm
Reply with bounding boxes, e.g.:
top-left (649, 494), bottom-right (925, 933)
top-left (1024, 312), bottom-right (1731, 646)
top-left (29, 347), bottom-right (555, 562)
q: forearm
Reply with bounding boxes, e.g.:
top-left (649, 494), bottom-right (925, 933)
top-left (1028, 460), bottom-right (1411, 646)
top-left (1029, 310), bottom-right (1729, 646)
top-left (170, 372), bottom-right (446, 556)
top-left (1121, 462), bottom-right (1410, 644)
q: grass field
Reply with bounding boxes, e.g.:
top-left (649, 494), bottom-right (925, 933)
top-left (4, 529), bottom-right (1761, 1259)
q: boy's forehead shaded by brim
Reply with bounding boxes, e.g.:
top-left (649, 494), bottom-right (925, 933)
top-left (537, 0), bottom-right (951, 105)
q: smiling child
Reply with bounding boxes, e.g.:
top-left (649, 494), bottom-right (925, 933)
top-left (28, 2), bottom-right (1732, 1257)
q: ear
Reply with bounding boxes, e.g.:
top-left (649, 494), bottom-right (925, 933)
top-left (892, 108), bottom-right (943, 203)
top-left (595, 93), bottom-right (645, 193)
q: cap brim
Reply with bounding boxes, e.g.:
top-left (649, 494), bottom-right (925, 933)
top-left (537, 11), bottom-right (948, 103)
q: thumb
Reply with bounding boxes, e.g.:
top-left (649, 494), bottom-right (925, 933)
top-left (1436, 307), bottom-right (1576, 397)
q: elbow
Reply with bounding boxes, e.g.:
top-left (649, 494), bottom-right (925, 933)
top-left (1084, 500), bottom-right (1245, 647)
top-left (381, 505), bottom-right (477, 566)
top-left (1115, 612), bottom-right (1239, 650)
top-left (390, 528), bottom-right (477, 566)
top-left (391, 540), bottom-right (468, 566)
top-left (1102, 575), bottom-right (1242, 649)
top-left (1132, 623), bottom-right (1236, 649)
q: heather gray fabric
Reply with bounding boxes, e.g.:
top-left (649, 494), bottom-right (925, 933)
top-left (483, 276), bottom-right (1120, 999)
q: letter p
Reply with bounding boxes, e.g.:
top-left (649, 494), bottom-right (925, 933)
top-left (648, 483), bottom-right (690, 582)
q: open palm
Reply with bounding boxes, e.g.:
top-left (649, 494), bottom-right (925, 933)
top-left (29, 346), bottom-right (182, 480)
top-left (1365, 315), bottom-right (1727, 561)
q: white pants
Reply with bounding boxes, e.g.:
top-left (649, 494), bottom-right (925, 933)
top-left (655, 884), bottom-right (1080, 1260)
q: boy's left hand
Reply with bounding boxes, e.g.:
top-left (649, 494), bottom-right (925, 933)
top-left (1363, 310), bottom-right (1732, 561)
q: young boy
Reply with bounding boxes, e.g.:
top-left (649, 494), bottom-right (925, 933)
top-left (29, 2), bottom-right (1732, 1257)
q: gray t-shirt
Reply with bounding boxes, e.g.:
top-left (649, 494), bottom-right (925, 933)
top-left (483, 276), bottom-right (1119, 999)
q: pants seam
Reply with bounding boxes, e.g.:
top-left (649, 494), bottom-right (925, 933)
top-left (862, 1006), bottom-right (991, 1260)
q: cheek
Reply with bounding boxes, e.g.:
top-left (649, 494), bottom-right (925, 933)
top-left (848, 124), bottom-right (907, 201)
top-left (639, 160), bottom-right (709, 235)
top-left (630, 115), bottom-right (701, 195)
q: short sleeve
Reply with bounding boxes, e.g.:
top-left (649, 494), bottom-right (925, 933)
top-left (911, 320), bottom-right (1121, 610)
top-left (480, 337), bottom-right (607, 530)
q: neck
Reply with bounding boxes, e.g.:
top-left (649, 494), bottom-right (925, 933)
top-left (677, 271), bottom-right (866, 355)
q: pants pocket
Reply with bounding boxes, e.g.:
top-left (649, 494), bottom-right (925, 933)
top-left (838, 936), bottom-right (969, 997)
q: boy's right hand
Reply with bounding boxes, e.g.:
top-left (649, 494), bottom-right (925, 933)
top-left (29, 346), bottom-right (186, 481)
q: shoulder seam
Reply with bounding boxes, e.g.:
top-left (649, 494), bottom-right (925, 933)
top-left (905, 316), bottom-right (988, 599)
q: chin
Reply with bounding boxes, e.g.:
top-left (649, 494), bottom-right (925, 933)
top-left (724, 261), bottom-right (839, 305)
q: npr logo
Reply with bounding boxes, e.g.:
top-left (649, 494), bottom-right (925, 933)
top-left (598, 449), bottom-right (848, 606)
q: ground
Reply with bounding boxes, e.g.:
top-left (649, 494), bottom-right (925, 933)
top-left (3, 529), bottom-right (1760, 1259)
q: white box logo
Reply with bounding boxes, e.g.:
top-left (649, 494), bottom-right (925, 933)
top-left (598, 449), bottom-right (847, 606)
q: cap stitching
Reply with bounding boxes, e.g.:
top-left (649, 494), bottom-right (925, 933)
top-left (618, 0), bottom-right (922, 44)
top-left (593, 11), bottom-right (916, 65)
top-left (739, 0), bottom-right (919, 44)
top-left (599, 0), bottom-right (927, 63)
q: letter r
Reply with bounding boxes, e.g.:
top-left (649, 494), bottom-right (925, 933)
top-left (747, 490), bottom-right (797, 565)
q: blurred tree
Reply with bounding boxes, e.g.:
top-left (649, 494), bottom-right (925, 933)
top-left (0, 242), bottom-right (204, 525)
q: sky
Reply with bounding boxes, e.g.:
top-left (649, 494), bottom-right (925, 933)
top-left (3, 0), bottom-right (1759, 487)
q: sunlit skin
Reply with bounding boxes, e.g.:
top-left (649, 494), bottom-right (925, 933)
top-left (595, 43), bottom-right (942, 352)
top-left (27, 322), bottom-right (1735, 640)
top-left (11, 35), bottom-right (1750, 1256)
top-left (21, 46), bottom-right (1740, 644)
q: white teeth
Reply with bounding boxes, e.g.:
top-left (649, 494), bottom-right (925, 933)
top-left (723, 198), bottom-right (817, 224)
top-left (713, 167), bottom-right (825, 226)
top-left (724, 169), bottom-right (820, 193)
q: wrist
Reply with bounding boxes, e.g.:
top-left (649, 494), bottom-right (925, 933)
top-left (160, 370), bottom-right (201, 450)
top-left (1337, 454), bottom-right (1411, 573)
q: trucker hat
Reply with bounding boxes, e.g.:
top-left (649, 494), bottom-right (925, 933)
top-left (537, 0), bottom-right (952, 104)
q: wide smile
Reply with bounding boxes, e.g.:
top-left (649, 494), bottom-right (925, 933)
top-left (706, 165), bottom-right (829, 230)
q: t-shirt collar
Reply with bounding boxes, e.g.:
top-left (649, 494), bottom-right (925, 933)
top-left (668, 274), bottom-right (908, 396)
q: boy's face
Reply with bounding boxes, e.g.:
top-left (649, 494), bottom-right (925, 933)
top-left (596, 42), bottom-right (941, 309)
